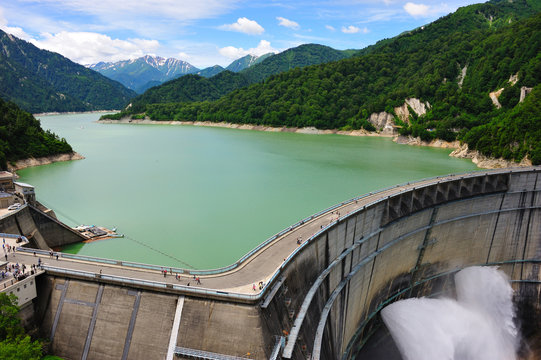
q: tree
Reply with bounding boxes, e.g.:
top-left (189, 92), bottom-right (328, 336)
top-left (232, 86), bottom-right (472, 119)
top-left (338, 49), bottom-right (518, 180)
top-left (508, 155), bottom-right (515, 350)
top-left (0, 293), bottom-right (44, 359)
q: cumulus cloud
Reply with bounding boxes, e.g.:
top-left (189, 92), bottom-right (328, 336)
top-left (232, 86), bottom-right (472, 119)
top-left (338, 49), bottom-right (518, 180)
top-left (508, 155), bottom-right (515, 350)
top-left (0, 8), bottom-right (32, 40)
top-left (30, 31), bottom-right (160, 65)
top-left (277, 17), bottom-right (300, 30)
top-left (403, 2), bottom-right (430, 17)
top-left (341, 25), bottom-right (369, 34)
top-left (325, 25), bottom-right (336, 31)
top-left (219, 17), bottom-right (264, 35)
top-left (219, 40), bottom-right (278, 60)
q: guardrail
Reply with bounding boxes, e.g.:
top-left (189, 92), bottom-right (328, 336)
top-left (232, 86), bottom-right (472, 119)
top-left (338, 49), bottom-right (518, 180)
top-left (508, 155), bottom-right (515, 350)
top-left (0, 203), bottom-right (28, 221)
top-left (19, 167), bottom-right (540, 301)
top-left (0, 232), bottom-right (28, 242)
top-left (41, 265), bottom-right (261, 303)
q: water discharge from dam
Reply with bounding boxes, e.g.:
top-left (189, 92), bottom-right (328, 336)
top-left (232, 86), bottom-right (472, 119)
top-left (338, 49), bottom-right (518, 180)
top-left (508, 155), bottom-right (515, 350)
top-left (382, 266), bottom-right (518, 360)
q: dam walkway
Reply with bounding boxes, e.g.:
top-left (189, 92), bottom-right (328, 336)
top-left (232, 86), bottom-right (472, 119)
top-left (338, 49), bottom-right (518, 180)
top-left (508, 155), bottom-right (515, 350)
top-left (10, 168), bottom-right (532, 303)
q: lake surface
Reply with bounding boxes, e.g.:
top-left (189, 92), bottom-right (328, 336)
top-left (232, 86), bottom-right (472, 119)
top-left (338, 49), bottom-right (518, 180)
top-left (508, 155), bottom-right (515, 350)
top-left (18, 113), bottom-right (477, 269)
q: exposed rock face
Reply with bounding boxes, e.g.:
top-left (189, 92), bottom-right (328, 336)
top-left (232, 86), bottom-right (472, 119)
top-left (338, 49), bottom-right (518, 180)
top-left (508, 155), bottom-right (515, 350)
top-left (368, 112), bottom-right (396, 135)
top-left (457, 64), bottom-right (467, 88)
top-left (394, 98), bottom-right (430, 124)
top-left (489, 88), bottom-right (504, 109)
top-left (520, 86), bottom-right (533, 102)
top-left (450, 144), bottom-right (532, 169)
top-left (405, 98), bottom-right (430, 116)
top-left (509, 73), bottom-right (519, 86)
top-left (394, 104), bottom-right (410, 123)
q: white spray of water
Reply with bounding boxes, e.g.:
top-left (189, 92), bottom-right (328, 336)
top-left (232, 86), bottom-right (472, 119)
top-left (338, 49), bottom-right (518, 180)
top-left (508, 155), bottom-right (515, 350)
top-left (381, 266), bottom-right (518, 360)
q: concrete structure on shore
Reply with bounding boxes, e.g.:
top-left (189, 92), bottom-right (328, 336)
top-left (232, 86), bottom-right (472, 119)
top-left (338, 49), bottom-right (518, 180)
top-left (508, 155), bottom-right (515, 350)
top-left (2, 167), bottom-right (540, 359)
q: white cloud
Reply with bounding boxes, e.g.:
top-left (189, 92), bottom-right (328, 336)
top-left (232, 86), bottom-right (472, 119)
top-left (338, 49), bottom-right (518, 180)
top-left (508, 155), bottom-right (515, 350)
top-left (40, 0), bottom-right (241, 23)
top-left (277, 17), bottom-right (300, 30)
top-left (219, 17), bottom-right (264, 35)
top-left (2, 1), bottom-right (243, 39)
top-left (325, 25), bottom-right (336, 31)
top-left (403, 2), bottom-right (430, 17)
top-left (0, 8), bottom-right (32, 40)
top-left (219, 40), bottom-right (278, 60)
top-left (29, 31), bottom-right (160, 65)
top-left (177, 52), bottom-right (191, 61)
top-left (341, 25), bottom-right (369, 34)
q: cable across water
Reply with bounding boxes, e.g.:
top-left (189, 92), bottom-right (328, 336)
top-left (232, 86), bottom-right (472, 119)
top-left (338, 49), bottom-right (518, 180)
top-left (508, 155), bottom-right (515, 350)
top-left (36, 198), bottom-right (196, 269)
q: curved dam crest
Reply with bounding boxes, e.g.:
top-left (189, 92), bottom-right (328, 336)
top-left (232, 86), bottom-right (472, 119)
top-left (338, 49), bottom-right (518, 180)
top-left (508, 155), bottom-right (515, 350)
top-left (4, 167), bottom-right (540, 359)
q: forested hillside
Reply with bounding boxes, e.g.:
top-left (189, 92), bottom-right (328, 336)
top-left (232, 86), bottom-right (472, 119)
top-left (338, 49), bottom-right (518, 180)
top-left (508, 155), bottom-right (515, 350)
top-left (107, 0), bottom-right (540, 164)
top-left (0, 98), bottom-right (73, 169)
top-left (0, 30), bottom-right (136, 113)
top-left (126, 44), bottom-right (354, 111)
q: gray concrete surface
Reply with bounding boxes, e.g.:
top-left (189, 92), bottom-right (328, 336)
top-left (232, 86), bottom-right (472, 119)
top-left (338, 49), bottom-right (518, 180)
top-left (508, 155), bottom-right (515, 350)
top-left (19, 168), bottom-right (541, 359)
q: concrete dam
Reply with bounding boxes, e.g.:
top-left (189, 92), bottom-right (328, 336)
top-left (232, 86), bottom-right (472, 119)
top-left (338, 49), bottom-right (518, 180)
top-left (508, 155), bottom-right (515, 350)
top-left (4, 167), bottom-right (540, 359)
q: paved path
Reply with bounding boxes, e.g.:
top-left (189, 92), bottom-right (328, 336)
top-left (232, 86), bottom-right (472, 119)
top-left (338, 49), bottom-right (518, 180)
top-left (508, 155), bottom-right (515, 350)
top-left (10, 175), bottom-right (451, 296)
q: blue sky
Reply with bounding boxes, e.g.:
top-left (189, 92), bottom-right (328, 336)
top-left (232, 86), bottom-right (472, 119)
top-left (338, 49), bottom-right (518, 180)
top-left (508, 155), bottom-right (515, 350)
top-left (0, 0), bottom-right (483, 68)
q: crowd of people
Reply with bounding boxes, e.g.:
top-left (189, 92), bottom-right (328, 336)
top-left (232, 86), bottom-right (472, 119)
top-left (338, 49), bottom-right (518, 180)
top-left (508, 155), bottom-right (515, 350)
top-left (1, 261), bottom-right (41, 283)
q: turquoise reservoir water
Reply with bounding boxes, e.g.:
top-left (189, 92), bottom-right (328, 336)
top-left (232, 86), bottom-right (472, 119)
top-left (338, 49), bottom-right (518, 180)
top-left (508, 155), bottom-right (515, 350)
top-left (18, 113), bottom-right (477, 269)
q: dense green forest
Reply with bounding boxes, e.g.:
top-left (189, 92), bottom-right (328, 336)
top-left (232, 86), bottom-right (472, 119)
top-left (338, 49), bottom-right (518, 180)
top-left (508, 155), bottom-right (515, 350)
top-left (108, 0), bottom-right (540, 164)
top-left (0, 29), bottom-right (135, 113)
top-left (0, 293), bottom-right (45, 359)
top-left (0, 98), bottom-right (73, 169)
top-left (126, 44), bottom-right (354, 112)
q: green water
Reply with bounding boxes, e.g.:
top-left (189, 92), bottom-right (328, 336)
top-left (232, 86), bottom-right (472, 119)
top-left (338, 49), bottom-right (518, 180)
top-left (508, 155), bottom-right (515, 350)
top-left (18, 113), bottom-right (477, 269)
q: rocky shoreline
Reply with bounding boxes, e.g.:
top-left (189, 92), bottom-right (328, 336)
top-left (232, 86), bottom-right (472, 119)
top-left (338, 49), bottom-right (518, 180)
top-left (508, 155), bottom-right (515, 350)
top-left (393, 135), bottom-right (532, 169)
top-left (8, 152), bottom-right (85, 172)
top-left (97, 118), bottom-right (532, 170)
top-left (34, 110), bottom-right (118, 117)
top-left (97, 118), bottom-right (394, 137)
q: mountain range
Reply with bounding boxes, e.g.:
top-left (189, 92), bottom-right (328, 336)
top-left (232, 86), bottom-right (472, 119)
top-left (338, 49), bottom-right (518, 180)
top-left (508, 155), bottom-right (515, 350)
top-left (126, 44), bottom-right (356, 111)
top-left (0, 29), bottom-right (135, 113)
top-left (89, 55), bottom-right (198, 94)
top-left (90, 53), bottom-right (274, 93)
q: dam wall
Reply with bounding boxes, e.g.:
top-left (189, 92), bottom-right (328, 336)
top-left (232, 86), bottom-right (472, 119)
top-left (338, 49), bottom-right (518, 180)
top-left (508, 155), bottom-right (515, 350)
top-left (275, 169), bottom-right (540, 359)
top-left (34, 275), bottom-right (276, 359)
top-left (0, 205), bottom-right (85, 249)
top-left (29, 168), bottom-right (540, 359)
